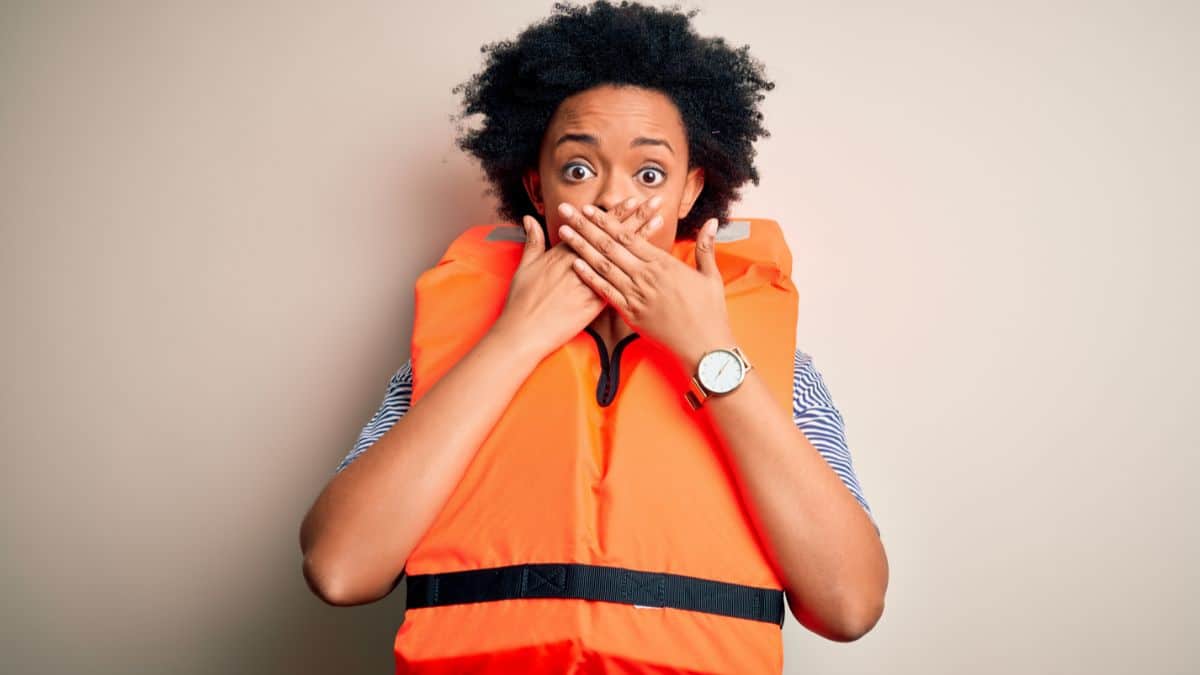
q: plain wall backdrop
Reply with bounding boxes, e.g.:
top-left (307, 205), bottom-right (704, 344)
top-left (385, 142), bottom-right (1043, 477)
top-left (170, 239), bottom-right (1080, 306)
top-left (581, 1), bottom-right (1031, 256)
top-left (2, 1), bottom-right (1196, 673)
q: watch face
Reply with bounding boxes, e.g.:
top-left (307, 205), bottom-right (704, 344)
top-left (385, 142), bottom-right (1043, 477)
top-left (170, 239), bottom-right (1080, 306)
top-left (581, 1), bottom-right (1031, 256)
top-left (697, 349), bottom-right (744, 394)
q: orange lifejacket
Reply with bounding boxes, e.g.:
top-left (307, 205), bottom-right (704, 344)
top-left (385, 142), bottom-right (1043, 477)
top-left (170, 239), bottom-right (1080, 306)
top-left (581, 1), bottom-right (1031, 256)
top-left (395, 218), bottom-right (800, 674)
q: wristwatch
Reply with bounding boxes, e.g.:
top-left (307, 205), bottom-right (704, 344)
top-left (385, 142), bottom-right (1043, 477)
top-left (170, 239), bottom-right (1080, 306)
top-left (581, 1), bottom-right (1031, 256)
top-left (684, 346), bottom-right (753, 410)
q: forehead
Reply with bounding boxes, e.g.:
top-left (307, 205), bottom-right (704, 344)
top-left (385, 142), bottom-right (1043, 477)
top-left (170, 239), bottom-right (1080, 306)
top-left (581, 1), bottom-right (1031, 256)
top-left (544, 85), bottom-right (687, 147)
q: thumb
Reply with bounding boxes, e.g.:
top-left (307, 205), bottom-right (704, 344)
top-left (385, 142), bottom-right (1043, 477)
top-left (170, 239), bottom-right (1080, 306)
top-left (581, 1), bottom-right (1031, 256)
top-left (518, 215), bottom-right (545, 267)
top-left (695, 218), bottom-right (720, 276)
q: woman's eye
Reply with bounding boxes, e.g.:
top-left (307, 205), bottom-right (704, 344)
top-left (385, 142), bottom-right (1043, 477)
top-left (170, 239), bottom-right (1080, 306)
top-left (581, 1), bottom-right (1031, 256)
top-left (638, 167), bottom-right (666, 186)
top-left (563, 163), bottom-right (594, 182)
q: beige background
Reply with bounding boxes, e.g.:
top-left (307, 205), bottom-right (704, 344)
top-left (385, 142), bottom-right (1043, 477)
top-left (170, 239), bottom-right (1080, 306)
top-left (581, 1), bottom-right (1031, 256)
top-left (2, 1), bottom-right (1197, 673)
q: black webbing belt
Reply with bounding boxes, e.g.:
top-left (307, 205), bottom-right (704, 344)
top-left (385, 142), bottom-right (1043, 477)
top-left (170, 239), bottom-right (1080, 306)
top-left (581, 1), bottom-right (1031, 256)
top-left (405, 562), bottom-right (785, 627)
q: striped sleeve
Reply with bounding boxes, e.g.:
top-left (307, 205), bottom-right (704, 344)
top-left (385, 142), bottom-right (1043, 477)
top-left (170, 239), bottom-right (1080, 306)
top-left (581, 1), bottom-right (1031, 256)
top-left (334, 359), bottom-right (414, 474)
top-left (792, 349), bottom-right (879, 534)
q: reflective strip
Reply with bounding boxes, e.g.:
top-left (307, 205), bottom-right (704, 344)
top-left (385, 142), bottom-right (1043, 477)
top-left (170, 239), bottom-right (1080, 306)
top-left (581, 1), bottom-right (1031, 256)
top-left (716, 220), bottom-right (751, 242)
top-left (485, 225), bottom-right (528, 243)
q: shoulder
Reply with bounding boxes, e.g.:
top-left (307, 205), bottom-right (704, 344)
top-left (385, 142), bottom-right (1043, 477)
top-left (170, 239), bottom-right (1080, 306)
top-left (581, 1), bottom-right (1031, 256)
top-left (333, 359), bottom-right (414, 474)
top-left (375, 359), bottom-right (414, 409)
top-left (789, 348), bottom-right (879, 532)
top-left (791, 348), bottom-right (842, 417)
top-left (391, 358), bottom-right (413, 388)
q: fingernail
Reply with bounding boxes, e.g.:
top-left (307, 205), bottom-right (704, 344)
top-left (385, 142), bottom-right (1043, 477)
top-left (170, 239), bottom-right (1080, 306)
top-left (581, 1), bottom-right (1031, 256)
top-left (648, 215), bottom-right (663, 230)
top-left (624, 197), bottom-right (637, 209)
top-left (649, 195), bottom-right (663, 209)
top-left (558, 202), bottom-right (574, 217)
top-left (581, 204), bottom-right (595, 216)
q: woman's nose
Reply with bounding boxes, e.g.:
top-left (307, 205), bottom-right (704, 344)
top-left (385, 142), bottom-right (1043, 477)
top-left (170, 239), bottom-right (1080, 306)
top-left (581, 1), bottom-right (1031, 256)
top-left (594, 187), bottom-right (639, 214)
top-left (593, 197), bottom-right (619, 213)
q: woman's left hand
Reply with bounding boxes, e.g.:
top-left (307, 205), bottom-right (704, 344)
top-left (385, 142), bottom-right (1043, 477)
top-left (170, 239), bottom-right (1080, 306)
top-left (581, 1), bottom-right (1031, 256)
top-left (556, 202), bottom-right (736, 369)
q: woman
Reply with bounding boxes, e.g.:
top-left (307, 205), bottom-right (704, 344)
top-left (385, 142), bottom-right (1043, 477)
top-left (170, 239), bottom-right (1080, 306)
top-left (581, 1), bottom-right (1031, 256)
top-left (300, 2), bottom-right (888, 672)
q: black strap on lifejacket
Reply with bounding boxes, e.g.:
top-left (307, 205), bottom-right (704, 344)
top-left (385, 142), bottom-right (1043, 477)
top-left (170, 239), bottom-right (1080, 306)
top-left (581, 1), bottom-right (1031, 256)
top-left (405, 562), bottom-right (785, 627)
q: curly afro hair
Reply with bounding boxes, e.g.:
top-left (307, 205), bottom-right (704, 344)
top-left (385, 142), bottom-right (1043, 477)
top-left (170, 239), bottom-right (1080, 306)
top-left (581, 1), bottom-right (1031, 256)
top-left (450, 0), bottom-right (775, 241)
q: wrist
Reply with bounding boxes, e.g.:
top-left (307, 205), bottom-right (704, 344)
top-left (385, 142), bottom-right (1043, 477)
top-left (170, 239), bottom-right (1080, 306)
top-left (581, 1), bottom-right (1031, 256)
top-left (675, 329), bottom-right (738, 373)
top-left (482, 320), bottom-right (547, 372)
top-left (677, 329), bottom-right (750, 411)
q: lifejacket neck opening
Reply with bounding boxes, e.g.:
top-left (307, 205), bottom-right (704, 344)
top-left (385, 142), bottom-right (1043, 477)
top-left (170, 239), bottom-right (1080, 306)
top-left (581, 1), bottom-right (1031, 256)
top-left (582, 325), bottom-right (641, 407)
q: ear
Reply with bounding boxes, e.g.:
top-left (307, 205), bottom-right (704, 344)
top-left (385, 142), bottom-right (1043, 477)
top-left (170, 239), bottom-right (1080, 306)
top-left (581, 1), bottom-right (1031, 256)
top-left (522, 168), bottom-right (545, 216)
top-left (676, 166), bottom-right (706, 219)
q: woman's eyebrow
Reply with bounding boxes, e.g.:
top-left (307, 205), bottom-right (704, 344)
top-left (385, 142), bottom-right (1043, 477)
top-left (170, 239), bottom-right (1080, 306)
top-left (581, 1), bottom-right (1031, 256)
top-left (554, 133), bottom-right (674, 155)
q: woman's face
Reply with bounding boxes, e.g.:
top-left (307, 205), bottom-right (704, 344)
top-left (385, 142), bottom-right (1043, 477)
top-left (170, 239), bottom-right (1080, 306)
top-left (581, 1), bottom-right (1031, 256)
top-left (522, 84), bottom-right (705, 252)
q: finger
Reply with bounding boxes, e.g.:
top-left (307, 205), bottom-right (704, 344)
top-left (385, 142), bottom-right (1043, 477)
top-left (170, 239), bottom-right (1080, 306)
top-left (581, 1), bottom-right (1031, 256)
top-left (570, 257), bottom-right (629, 314)
top-left (581, 202), bottom-right (625, 239)
top-left (695, 218), bottom-right (720, 277)
top-left (609, 196), bottom-right (639, 222)
top-left (577, 202), bottom-right (666, 264)
top-left (623, 194), bottom-right (664, 235)
top-left (557, 202), bottom-right (643, 282)
top-left (557, 219), bottom-right (636, 296)
top-left (518, 215), bottom-right (544, 268)
top-left (636, 213), bottom-right (664, 240)
top-left (589, 197), bottom-right (656, 238)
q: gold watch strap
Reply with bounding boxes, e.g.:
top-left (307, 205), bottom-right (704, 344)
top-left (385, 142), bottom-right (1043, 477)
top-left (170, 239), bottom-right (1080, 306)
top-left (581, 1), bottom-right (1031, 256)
top-left (684, 375), bottom-right (710, 411)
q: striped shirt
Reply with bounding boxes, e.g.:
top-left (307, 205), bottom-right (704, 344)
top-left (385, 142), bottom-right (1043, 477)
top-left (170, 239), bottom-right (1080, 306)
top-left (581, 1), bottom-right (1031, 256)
top-left (336, 349), bottom-right (877, 533)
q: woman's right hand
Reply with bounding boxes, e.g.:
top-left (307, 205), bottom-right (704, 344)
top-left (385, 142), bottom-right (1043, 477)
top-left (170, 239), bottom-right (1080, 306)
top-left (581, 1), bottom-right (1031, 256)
top-left (490, 196), bottom-right (662, 361)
